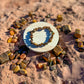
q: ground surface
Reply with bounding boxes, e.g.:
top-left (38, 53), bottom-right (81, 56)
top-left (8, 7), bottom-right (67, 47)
top-left (0, 0), bottom-right (84, 84)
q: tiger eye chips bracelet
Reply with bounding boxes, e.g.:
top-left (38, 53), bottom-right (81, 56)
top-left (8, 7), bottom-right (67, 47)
top-left (30, 26), bottom-right (54, 47)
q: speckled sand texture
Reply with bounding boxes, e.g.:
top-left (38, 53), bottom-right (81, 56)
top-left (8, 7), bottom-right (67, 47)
top-left (0, 0), bottom-right (84, 84)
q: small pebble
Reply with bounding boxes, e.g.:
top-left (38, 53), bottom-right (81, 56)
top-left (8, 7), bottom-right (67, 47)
top-left (43, 64), bottom-right (47, 70)
top-left (57, 15), bottom-right (63, 22)
top-left (9, 54), bottom-right (15, 60)
top-left (22, 60), bottom-right (30, 65)
top-left (15, 54), bottom-right (20, 59)
top-left (49, 65), bottom-right (56, 71)
top-left (37, 63), bottom-right (43, 69)
top-left (32, 19), bottom-right (37, 23)
top-left (45, 14), bottom-right (51, 18)
top-left (17, 59), bottom-right (23, 65)
top-left (13, 65), bottom-right (20, 73)
top-left (7, 37), bottom-right (12, 43)
top-left (20, 53), bottom-right (26, 59)
top-left (20, 62), bottom-right (27, 69)
top-left (20, 69), bottom-right (27, 76)
top-left (11, 63), bottom-right (16, 70)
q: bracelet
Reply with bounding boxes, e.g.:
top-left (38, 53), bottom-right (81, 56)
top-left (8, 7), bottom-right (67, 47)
top-left (30, 26), bottom-right (54, 47)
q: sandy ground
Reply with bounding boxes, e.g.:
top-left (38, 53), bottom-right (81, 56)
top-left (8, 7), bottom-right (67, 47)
top-left (0, 0), bottom-right (84, 84)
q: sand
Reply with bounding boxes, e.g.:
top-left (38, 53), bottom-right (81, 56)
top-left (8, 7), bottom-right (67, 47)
top-left (0, 0), bottom-right (84, 84)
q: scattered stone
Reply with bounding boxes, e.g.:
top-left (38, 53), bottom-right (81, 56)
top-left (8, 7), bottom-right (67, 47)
top-left (53, 58), bottom-right (56, 65)
top-left (9, 54), bottom-right (15, 60)
top-left (36, 63), bottom-right (43, 69)
top-left (58, 37), bottom-right (68, 51)
top-left (15, 54), bottom-right (20, 59)
top-left (20, 62), bottom-right (27, 69)
top-left (13, 20), bottom-right (21, 29)
top-left (29, 12), bottom-right (33, 17)
top-left (32, 19), bottom-right (37, 23)
top-left (44, 18), bottom-right (47, 22)
top-left (53, 45), bottom-right (63, 56)
top-left (75, 39), bottom-right (81, 43)
top-left (78, 41), bottom-right (83, 48)
top-left (42, 52), bottom-right (51, 62)
top-left (10, 63), bottom-right (16, 70)
top-left (45, 14), bottom-right (51, 18)
top-left (20, 53), bottom-right (26, 59)
top-left (11, 37), bottom-right (18, 43)
top-left (56, 57), bottom-right (62, 64)
top-left (74, 29), bottom-right (81, 38)
top-left (57, 15), bottom-right (63, 22)
top-left (79, 47), bottom-right (84, 52)
top-left (0, 51), bottom-right (9, 64)
top-left (61, 51), bottom-right (66, 55)
top-left (48, 59), bottom-right (53, 66)
top-left (20, 18), bottom-right (27, 25)
top-left (13, 65), bottom-right (20, 73)
top-left (7, 37), bottom-right (12, 43)
top-left (56, 25), bottom-right (61, 29)
top-left (49, 65), bottom-right (56, 71)
top-left (20, 69), bottom-right (27, 76)
top-left (22, 60), bottom-right (30, 65)
top-left (43, 64), bottom-right (47, 70)
top-left (61, 25), bottom-right (71, 34)
top-left (17, 59), bottom-right (23, 65)
top-left (9, 29), bottom-right (16, 36)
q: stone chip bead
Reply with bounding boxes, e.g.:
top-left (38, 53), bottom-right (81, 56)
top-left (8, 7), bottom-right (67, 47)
top-left (57, 15), bottom-right (63, 22)
top-left (13, 65), bottom-right (20, 73)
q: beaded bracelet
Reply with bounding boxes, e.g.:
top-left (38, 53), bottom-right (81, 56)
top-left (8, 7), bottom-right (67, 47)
top-left (30, 26), bottom-right (54, 47)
